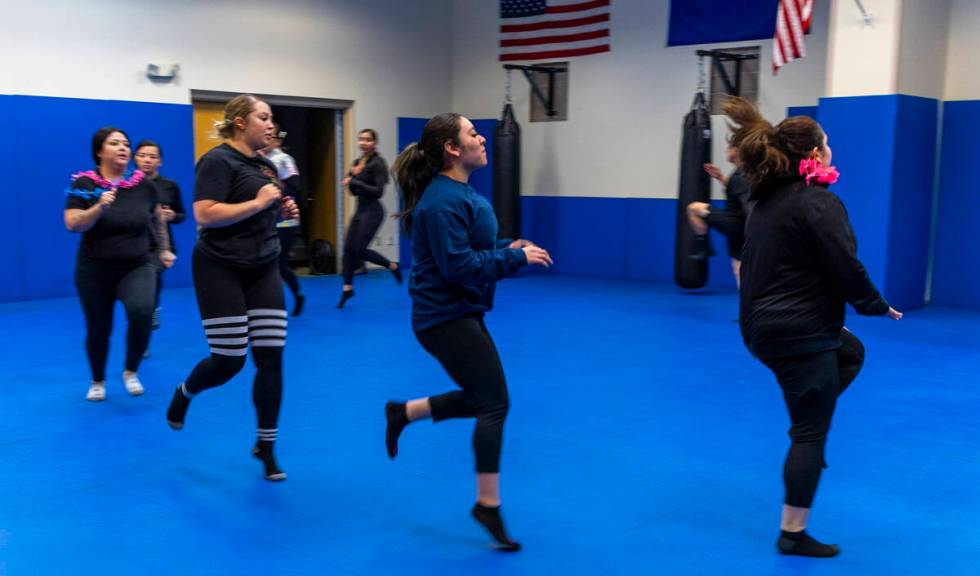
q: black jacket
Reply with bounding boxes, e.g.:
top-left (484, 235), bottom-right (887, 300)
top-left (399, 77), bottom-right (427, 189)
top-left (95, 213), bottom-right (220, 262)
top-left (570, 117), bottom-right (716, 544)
top-left (739, 176), bottom-right (890, 358)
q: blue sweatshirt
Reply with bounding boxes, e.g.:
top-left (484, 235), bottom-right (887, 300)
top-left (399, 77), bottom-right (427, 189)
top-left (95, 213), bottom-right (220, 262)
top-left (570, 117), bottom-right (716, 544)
top-left (409, 175), bottom-right (528, 332)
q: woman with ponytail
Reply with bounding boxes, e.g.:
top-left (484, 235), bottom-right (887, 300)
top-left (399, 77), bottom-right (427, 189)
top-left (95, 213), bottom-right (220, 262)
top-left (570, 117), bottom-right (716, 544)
top-left (383, 113), bottom-right (552, 551)
top-left (726, 97), bottom-right (902, 557)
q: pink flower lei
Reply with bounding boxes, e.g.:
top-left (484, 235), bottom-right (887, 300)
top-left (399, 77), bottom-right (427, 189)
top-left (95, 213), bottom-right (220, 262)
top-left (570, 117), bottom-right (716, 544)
top-left (799, 158), bottom-right (839, 185)
top-left (71, 169), bottom-right (145, 189)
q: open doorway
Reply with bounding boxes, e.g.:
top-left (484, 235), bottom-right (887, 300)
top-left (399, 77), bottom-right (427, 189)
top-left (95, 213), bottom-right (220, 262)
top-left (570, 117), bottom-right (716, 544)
top-left (191, 91), bottom-right (352, 275)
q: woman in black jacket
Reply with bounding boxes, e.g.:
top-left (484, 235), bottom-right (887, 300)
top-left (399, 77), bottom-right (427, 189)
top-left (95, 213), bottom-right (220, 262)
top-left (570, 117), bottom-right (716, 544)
top-left (726, 97), bottom-right (902, 558)
top-left (337, 129), bottom-right (402, 308)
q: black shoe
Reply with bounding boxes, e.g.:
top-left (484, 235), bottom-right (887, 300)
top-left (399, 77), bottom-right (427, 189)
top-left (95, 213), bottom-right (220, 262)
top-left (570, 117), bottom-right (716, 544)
top-left (471, 504), bottom-right (521, 552)
top-left (336, 290), bottom-right (354, 309)
top-left (252, 442), bottom-right (287, 481)
top-left (777, 530), bottom-right (840, 558)
top-left (166, 384), bottom-right (191, 430)
top-left (292, 294), bottom-right (305, 317)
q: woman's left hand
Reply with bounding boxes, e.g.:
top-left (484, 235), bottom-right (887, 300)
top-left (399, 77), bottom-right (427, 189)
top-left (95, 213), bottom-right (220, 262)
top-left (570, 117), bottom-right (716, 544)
top-left (508, 238), bottom-right (538, 249)
top-left (280, 196), bottom-right (300, 221)
top-left (341, 176), bottom-right (352, 187)
top-left (159, 250), bottom-right (177, 269)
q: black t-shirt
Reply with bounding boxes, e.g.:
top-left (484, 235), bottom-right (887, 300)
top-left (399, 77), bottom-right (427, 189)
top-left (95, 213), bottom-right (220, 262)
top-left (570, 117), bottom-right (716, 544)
top-left (65, 173), bottom-right (159, 263)
top-left (194, 144), bottom-right (281, 267)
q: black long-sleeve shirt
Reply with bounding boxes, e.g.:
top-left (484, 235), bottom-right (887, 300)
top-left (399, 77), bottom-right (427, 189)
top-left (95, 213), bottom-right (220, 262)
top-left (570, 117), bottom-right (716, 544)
top-left (739, 176), bottom-right (890, 359)
top-left (348, 154), bottom-right (389, 209)
top-left (151, 175), bottom-right (185, 253)
top-left (705, 170), bottom-right (753, 259)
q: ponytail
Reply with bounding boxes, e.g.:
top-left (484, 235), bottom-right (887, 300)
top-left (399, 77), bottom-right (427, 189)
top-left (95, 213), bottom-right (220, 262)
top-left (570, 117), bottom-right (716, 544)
top-left (723, 97), bottom-right (824, 192)
top-left (392, 142), bottom-right (437, 231)
top-left (391, 113), bottom-right (462, 232)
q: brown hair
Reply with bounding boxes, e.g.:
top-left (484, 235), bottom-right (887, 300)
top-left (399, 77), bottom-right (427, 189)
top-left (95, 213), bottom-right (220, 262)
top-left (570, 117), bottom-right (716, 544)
top-left (215, 94), bottom-right (262, 139)
top-left (723, 97), bottom-right (824, 189)
top-left (391, 113), bottom-right (462, 232)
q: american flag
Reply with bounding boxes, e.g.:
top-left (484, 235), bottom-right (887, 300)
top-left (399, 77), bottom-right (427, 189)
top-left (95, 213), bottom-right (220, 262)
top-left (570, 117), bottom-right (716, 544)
top-left (772, 0), bottom-right (814, 74)
top-left (499, 0), bottom-right (611, 62)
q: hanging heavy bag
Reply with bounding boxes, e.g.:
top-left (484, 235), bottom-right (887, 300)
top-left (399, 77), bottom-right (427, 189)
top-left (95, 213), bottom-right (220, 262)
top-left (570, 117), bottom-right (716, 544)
top-left (673, 91), bottom-right (712, 289)
top-left (493, 103), bottom-right (521, 240)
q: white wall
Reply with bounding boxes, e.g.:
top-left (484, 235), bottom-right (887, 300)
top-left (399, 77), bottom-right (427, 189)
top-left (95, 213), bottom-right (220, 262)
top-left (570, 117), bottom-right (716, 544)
top-left (2, 0), bottom-right (455, 259)
top-left (897, 0), bottom-right (949, 100)
top-left (944, 0), bottom-right (980, 100)
top-left (450, 0), bottom-right (829, 200)
top-left (826, 0), bottom-right (902, 97)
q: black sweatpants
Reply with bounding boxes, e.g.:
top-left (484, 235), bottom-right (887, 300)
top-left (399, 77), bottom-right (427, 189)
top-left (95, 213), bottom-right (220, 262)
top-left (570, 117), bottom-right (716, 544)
top-left (415, 315), bottom-right (510, 474)
top-left (75, 256), bottom-right (156, 382)
top-left (183, 248), bottom-right (286, 442)
top-left (342, 202), bottom-right (390, 284)
top-left (761, 329), bottom-right (865, 508)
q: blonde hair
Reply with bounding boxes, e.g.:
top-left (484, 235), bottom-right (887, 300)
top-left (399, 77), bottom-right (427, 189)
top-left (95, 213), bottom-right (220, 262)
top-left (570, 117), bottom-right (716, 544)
top-left (214, 94), bottom-right (262, 139)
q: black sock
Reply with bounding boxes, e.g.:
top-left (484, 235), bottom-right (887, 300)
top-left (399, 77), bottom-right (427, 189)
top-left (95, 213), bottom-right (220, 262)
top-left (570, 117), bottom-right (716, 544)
top-left (385, 401), bottom-right (408, 459)
top-left (777, 530), bottom-right (839, 558)
top-left (390, 264), bottom-right (403, 285)
top-left (166, 384), bottom-right (192, 430)
top-left (292, 294), bottom-right (305, 317)
top-left (252, 440), bottom-right (287, 481)
top-left (336, 289), bottom-right (355, 309)
top-left (471, 504), bottom-right (521, 552)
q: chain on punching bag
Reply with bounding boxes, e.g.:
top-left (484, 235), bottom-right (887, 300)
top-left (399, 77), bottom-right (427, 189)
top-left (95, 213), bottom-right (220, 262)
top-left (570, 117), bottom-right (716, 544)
top-left (494, 83), bottom-right (522, 239)
top-left (673, 89), bottom-right (713, 289)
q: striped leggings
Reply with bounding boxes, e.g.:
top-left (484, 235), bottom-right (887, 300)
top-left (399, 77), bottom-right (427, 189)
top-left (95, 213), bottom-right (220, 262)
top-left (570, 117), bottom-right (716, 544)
top-left (183, 248), bottom-right (286, 444)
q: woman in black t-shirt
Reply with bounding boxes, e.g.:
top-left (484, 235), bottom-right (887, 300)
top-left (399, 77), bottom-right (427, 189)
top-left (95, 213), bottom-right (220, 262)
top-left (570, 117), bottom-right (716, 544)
top-left (166, 95), bottom-right (299, 482)
top-left (336, 129), bottom-right (402, 308)
top-left (64, 126), bottom-right (173, 402)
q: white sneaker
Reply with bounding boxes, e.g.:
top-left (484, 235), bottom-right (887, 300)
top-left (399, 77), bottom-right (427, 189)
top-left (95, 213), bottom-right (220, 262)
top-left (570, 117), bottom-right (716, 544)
top-left (123, 373), bottom-right (144, 396)
top-left (86, 382), bottom-right (106, 402)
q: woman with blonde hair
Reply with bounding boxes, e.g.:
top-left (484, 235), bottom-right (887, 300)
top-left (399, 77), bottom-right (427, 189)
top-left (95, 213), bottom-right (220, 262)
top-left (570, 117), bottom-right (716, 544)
top-left (166, 95), bottom-right (299, 482)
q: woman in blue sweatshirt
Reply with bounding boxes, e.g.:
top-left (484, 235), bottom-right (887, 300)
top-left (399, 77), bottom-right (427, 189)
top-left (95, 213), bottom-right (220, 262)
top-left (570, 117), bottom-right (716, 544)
top-left (384, 113), bottom-right (552, 551)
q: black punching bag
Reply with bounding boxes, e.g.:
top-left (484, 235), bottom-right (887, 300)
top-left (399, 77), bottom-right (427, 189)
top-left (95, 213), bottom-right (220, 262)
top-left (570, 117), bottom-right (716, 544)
top-left (494, 103), bottom-right (521, 239)
top-left (673, 92), bottom-right (712, 289)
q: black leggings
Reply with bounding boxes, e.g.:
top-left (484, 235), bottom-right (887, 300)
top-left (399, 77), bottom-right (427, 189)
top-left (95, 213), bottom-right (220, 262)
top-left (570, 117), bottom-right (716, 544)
top-left (75, 257), bottom-right (156, 382)
top-left (183, 248), bottom-right (286, 439)
top-left (342, 202), bottom-right (390, 284)
top-left (277, 226), bottom-right (301, 297)
top-left (416, 315), bottom-right (510, 474)
top-left (761, 329), bottom-right (865, 508)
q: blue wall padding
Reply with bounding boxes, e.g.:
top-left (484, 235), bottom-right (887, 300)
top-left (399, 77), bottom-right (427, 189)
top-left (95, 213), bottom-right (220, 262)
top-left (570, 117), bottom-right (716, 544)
top-left (932, 100), bottom-right (980, 309)
top-left (787, 105), bottom-right (819, 120)
top-left (818, 94), bottom-right (936, 311)
top-left (522, 196), bottom-right (737, 290)
top-left (4, 95), bottom-right (196, 303)
top-left (887, 95), bottom-right (938, 310)
top-left (0, 96), bottom-right (24, 302)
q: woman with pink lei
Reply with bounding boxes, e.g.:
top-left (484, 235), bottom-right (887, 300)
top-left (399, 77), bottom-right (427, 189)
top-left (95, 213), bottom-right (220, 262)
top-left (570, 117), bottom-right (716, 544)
top-left (64, 126), bottom-right (173, 401)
